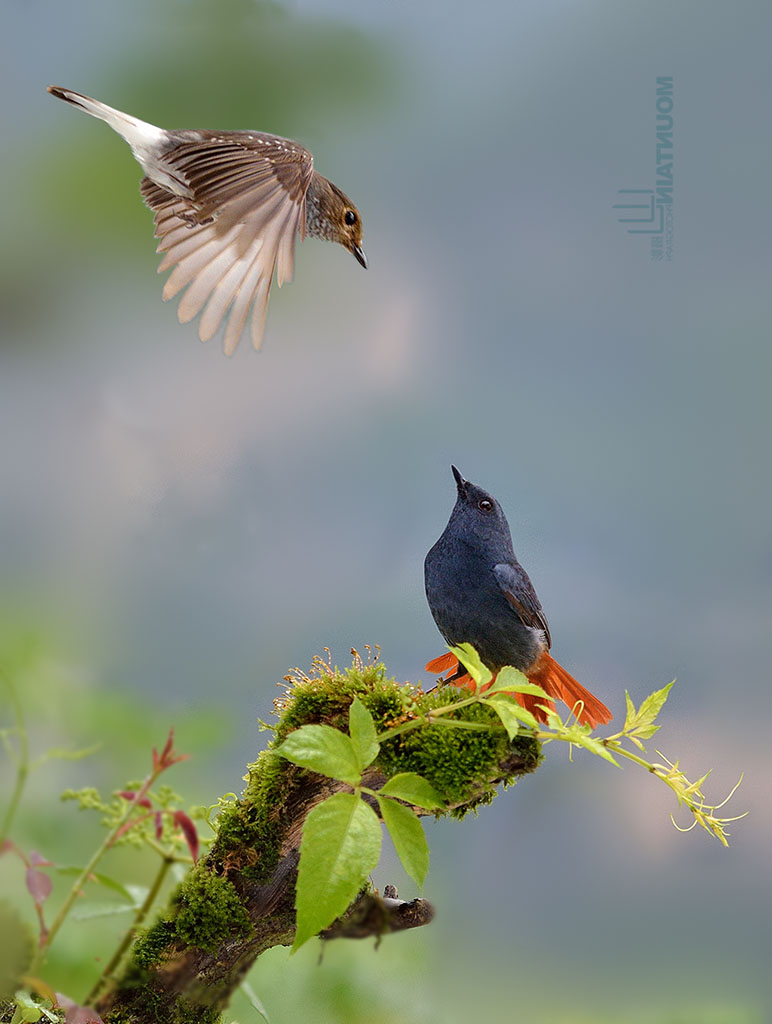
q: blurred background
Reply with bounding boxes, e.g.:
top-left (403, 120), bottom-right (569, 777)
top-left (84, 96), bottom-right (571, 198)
top-left (1, 0), bottom-right (770, 1020)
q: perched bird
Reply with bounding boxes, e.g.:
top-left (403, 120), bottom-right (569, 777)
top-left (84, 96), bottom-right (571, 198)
top-left (424, 466), bottom-right (612, 729)
top-left (47, 86), bottom-right (367, 354)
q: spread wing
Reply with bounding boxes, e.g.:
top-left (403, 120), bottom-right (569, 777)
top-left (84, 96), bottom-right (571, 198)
top-left (492, 562), bottom-right (552, 648)
top-left (140, 133), bottom-right (314, 354)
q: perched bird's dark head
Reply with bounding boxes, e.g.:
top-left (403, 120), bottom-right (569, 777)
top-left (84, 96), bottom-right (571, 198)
top-left (447, 466), bottom-right (513, 553)
top-left (306, 175), bottom-right (367, 267)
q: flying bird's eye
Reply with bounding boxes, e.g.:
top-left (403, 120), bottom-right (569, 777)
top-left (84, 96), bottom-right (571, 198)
top-left (478, 499), bottom-right (493, 513)
top-left (344, 210), bottom-right (357, 226)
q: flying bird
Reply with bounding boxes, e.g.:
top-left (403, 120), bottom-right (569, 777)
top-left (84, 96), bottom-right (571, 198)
top-left (424, 466), bottom-right (613, 729)
top-left (47, 86), bottom-right (367, 354)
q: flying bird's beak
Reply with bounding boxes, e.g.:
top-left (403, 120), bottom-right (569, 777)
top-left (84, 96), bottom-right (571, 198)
top-left (451, 465), bottom-right (466, 494)
top-left (352, 244), bottom-right (368, 269)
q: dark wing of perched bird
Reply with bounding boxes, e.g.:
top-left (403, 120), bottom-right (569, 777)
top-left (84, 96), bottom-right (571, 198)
top-left (140, 132), bottom-right (314, 354)
top-left (492, 562), bottom-right (552, 648)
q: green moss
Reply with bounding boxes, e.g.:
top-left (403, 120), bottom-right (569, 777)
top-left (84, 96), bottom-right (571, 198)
top-left (210, 750), bottom-right (285, 882)
top-left (103, 988), bottom-right (222, 1024)
top-left (175, 1000), bottom-right (221, 1024)
top-left (273, 660), bottom-right (412, 740)
top-left (377, 686), bottom-right (540, 813)
top-left (132, 919), bottom-right (177, 969)
top-left (211, 660), bottom-right (418, 882)
top-left (267, 657), bottom-right (541, 817)
top-left (174, 869), bottom-right (251, 953)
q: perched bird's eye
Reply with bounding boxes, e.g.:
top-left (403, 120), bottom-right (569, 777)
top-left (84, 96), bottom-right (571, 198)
top-left (344, 210), bottom-right (357, 226)
top-left (478, 499), bottom-right (493, 513)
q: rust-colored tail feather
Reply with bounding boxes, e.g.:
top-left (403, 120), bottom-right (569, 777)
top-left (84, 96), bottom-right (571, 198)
top-left (425, 652), bottom-right (458, 674)
top-left (424, 652), bottom-right (473, 689)
top-left (526, 652), bottom-right (612, 729)
top-left (424, 651), bottom-right (612, 729)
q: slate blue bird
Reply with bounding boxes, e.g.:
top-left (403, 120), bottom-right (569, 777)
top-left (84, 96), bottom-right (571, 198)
top-left (424, 467), bottom-right (612, 729)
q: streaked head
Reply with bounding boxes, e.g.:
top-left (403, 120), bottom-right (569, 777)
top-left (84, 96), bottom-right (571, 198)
top-left (306, 175), bottom-right (367, 268)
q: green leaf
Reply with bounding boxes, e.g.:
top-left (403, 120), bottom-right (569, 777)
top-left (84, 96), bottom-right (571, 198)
top-left (240, 979), bottom-right (271, 1022)
top-left (450, 643), bottom-right (492, 688)
top-left (623, 690), bottom-right (637, 731)
top-left (379, 772), bottom-right (444, 810)
top-left (486, 694), bottom-right (539, 737)
top-left (275, 725), bottom-right (362, 786)
top-left (569, 731), bottom-right (620, 767)
top-left (70, 900), bottom-right (141, 921)
top-left (378, 796), bottom-right (430, 889)
top-left (293, 792), bottom-right (381, 951)
top-left (636, 682), bottom-right (674, 725)
top-left (485, 666), bottom-right (547, 698)
top-left (55, 866), bottom-right (136, 902)
top-left (348, 697), bottom-right (379, 772)
top-left (11, 991), bottom-right (43, 1022)
top-left (11, 994), bottom-right (56, 1024)
top-left (625, 682), bottom-right (674, 738)
top-left (634, 723), bottom-right (661, 740)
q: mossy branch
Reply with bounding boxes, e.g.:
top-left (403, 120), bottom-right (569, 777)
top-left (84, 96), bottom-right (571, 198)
top-left (94, 653), bottom-right (539, 1023)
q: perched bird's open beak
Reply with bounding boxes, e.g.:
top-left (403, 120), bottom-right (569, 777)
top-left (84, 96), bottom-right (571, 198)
top-left (451, 465), bottom-right (466, 493)
top-left (352, 244), bottom-right (368, 269)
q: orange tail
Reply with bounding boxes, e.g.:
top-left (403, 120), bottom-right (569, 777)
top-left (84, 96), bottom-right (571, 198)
top-left (424, 652), bottom-right (473, 689)
top-left (526, 652), bottom-right (612, 729)
top-left (424, 651), bottom-right (612, 729)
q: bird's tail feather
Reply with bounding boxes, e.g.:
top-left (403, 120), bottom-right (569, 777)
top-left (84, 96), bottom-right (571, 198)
top-left (525, 652), bottom-right (612, 729)
top-left (47, 86), bottom-right (164, 153)
top-left (424, 650), bottom-right (612, 729)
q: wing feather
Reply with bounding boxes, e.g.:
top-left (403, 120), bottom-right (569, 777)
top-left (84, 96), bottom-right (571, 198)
top-left (492, 562), bottom-right (552, 648)
top-left (137, 131), bottom-right (313, 353)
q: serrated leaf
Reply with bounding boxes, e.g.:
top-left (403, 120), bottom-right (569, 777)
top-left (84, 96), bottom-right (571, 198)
top-left (625, 682), bottom-right (674, 737)
top-left (633, 723), bottom-right (661, 740)
top-left (348, 697), bottom-right (379, 772)
top-left (634, 682), bottom-right (674, 729)
top-left (293, 792), bottom-right (381, 951)
top-left (450, 643), bottom-right (492, 688)
top-left (485, 666), bottom-right (548, 698)
top-left (379, 773), bottom-right (444, 810)
top-left (378, 796), bottom-right (430, 889)
top-left (623, 690), bottom-right (637, 731)
top-left (486, 694), bottom-right (539, 737)
top-left (570, 732), bottom-right (620, 767)
top-left (275, 725), bottom-right (361, 786)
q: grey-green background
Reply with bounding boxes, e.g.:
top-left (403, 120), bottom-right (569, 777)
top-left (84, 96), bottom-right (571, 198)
top-left (1, 1), bottom-right (770, 1021)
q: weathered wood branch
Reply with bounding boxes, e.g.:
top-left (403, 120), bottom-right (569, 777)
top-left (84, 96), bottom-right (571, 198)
top-left (94, 657), bottom-right (540, 1023)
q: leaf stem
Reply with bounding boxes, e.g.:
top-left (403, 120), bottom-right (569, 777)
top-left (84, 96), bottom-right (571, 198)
top-left (0, 671), bottom-right (29, 847)
top-left (30, 758), bottom-right (169, 973)
top-left (84, 852), bottom-right (174, 1006)
top-left (376, 695), bottom-right (482, 744)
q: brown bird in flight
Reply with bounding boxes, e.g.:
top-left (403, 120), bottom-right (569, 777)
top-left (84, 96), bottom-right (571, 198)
top-left (47, 86), bottom-right (367, 354)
